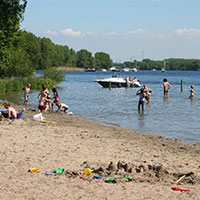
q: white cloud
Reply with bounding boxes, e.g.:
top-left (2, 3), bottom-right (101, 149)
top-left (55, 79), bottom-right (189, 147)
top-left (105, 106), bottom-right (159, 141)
top-left (86, 31), bottom-right (97, 36)
top-left (174, 28), bottom-right (200, 37)
top-left (128, 29), bottom-right (166, 39)
top-left (61, 28), bottom-right (82, 37)
top-left (44, 30), bottom-right (58, 36)
top-left (46, 27), bottom-right (200, 61)
top-left (129, 28), bottom-right (145, 35)
top-left (107, 31), bottom-right (118, 36)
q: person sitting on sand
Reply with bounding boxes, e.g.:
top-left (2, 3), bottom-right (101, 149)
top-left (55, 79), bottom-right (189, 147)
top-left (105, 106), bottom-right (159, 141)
top-left (189, 85), bottom-right (194, 99)
top-left (136, 88), bottom-right (146, 111)
top-left (24, 83), bottom-right (32, 106)
top-left (0, 102), bottom-right (17, 119)
top-left (163, 78), bottom-right (170, 98)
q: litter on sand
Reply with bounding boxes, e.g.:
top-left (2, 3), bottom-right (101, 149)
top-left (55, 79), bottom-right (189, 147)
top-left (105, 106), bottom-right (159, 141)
top-left (41, 120), bottom-right (56, 124)
top-left (172, 175), bottom-right (185, 184)
top-left (28, 168), bottom-right (40, 173)
top-left (33, 113), bottom-right (43, 121)
top-left (172, 187), bottom-right (190, 192)
top-left (53, 168), bottom-right (64, 173)
top-left (105, 175), bottom-right (130, 182)
top-left (83, 168), bottom-right (93, 175)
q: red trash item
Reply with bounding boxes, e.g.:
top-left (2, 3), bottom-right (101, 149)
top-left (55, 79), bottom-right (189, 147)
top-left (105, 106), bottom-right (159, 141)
top-left (172, 187), bottom-right (191, 192)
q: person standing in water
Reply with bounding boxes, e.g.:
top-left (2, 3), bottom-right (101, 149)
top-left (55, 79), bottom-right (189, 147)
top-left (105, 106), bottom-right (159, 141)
top-left (136, 88), bottom-right (146, 111)
top-left (163, 78), bottom-right (170, 98)
top-left (189, 85), bottom-right (194, 99)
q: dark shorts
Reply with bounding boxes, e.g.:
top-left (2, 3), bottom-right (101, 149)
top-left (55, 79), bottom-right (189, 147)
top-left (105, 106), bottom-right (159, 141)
top-left (2, 112), bottom-right (16, 119)
top-left (164, 90), bottom-right (168, 94)
top-left (24, 94), bottom-right (29, 101)
top-left (39, 105), bottom-right (47, 111)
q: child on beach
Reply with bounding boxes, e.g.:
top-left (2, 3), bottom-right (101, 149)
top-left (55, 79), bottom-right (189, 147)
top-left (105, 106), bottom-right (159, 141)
top-left (55, 101), bottom-right (69, 113)
top-left (52, 88), bottom-right (60, 103)
top-left (143, 85), bottom-right (152, 104)
top-left (24, 83), bottom-right (32, 106)
top-left (136, 88), bottom-right (146, 111)
top-left (189, 85), bottom-right (194, 99)
top-left (0, 102), bottom-right (17, 119)
top-left (38, 93), bottom-right (52, 112)
top-left (38, 84), bottom-right (53, 111)
top-left (163, 78), bottom-right (170, 98)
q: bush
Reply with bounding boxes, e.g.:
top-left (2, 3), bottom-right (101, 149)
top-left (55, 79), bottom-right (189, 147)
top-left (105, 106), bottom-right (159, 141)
top-left (0, 79), bottom-right (7, 92)
top-left (0, 77), bottom-right (56, 92)
top-left (43, 67), bottom-right (65, 83)
top-left (29, 77), bottom-right (56, 90)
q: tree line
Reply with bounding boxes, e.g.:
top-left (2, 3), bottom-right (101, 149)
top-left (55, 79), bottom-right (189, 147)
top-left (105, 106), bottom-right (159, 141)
top-left (121, 58), bottom-right (200, 71)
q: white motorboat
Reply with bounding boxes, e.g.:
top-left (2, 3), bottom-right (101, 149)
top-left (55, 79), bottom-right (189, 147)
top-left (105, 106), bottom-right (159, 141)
top-left (132, 68), bottom-right (138, 72)
top-left (85, 68), bottom-right (96, 72)
top-left (95, 75), bottom-right (141, 88)
top-left (122, 68), bottom-right (130, 72)
top-left (110, 67), bottom-right (120, 72)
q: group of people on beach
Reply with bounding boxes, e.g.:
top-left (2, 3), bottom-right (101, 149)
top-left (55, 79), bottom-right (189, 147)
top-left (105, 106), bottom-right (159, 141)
top-left (37, 85), bottom-right (68, 113)
top-left (28, 84), bottom-right (69, 113)
top-left (0, 83), bottom-right (71, 120)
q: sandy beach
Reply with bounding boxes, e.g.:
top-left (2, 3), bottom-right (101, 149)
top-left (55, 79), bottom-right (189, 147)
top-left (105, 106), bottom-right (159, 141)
top-left (0, 101), bottom-right (200, 200)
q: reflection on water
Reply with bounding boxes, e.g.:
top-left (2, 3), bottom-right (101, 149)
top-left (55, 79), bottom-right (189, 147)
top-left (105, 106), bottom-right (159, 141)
top-left (137, 111), bottom-right (145, 128)
top-left (163, 96), bottom-right (168, 102)
top-left (1, 70), bottom-right (200, 143)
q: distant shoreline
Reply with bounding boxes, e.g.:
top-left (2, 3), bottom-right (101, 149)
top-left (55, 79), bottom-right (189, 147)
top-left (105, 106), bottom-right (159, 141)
top-left (56, 67), bottom-right (84, 71)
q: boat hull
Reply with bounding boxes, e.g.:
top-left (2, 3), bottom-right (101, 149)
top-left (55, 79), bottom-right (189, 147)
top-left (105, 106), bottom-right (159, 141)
top-left (96, 81), bottom-right (127, 88)
top-left (95, 80), bottom-right (141, 88)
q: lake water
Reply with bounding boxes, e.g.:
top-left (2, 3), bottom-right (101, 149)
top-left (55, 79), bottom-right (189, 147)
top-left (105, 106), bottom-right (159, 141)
top-left (1, 70), bottom-right (200, 143)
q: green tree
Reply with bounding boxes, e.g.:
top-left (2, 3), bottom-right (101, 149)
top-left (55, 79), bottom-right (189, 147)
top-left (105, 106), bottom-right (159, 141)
top-left (22, 31), bottom-right (42, 70)
top-left (0, 0), bottom-right (27, 77)
top-left (39, 38), bottom-right (55, 69)
top-left (76, 49), bottom-right (94, 68)
top-left (94, 52), bottom-right (112, 70)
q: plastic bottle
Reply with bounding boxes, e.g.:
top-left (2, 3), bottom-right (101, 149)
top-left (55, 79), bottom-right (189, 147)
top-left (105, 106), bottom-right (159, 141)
top-left (20, 108), bottom-right (25, 114)
top-left (28, 168), bottom-right (40, 173)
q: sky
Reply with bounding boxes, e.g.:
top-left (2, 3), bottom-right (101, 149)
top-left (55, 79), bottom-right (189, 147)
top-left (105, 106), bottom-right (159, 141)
top-left (21, 0), bottom-right (200, 62)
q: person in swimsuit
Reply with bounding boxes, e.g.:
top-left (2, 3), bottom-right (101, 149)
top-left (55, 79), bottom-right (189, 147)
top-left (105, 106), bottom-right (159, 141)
top-left (38, 84), bottom-right (53, 111)
top-left (189, 85), bottom-right (194, 99)
top-left (143, 85), bottom-right (152, 104)
top-left (163, 78), bottom-right (170, 98)
top-left (24, 83), bottom-right (32, 106)
top-left (55, 102), bottom-right (69, 113)
top-left (0, 102), bottom-right (17, 119)
top-left (136, 88), bottom-right (146, 111)
top-left (52, 88), bottom-right (60, 103)
top-left (38, 92), bottom-right (52, 112)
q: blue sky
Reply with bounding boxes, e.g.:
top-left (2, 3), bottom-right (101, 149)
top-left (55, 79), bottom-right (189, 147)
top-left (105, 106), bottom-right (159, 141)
top-left (21, 0), bottom-right (200, 62)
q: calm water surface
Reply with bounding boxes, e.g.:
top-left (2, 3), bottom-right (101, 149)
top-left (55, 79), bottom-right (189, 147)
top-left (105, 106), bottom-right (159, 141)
top-left (1, 70), bottom-right (200, 143)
